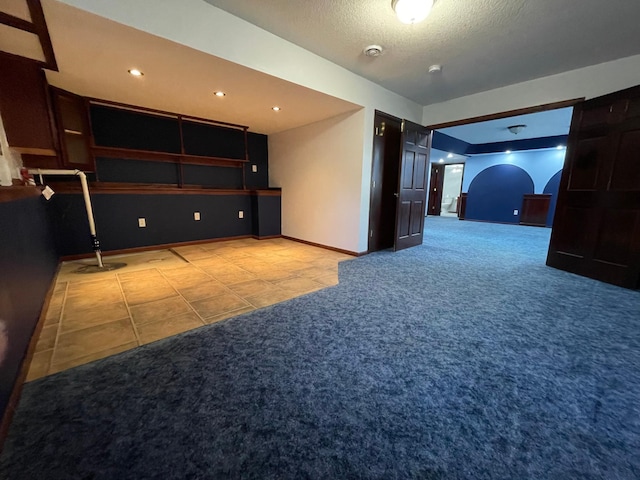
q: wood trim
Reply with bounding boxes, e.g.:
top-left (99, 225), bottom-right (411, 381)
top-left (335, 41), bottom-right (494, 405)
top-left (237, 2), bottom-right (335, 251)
top-left (91, 146), bottom-right (247, 167)
top-left (282, 236), bottom-right (363, 257)
top-left (0, 264), bottom-right (60, 451)
top-left (45, 182), bottom-right (274, 196)
top-left (252, 189), bottom-right (281, 197)
top-left (0, 11), bottom-right (36, 32)
top-left (0, 186), bottom-right (42, 203)
top-left (426, 98), bottom-right (584, 130)
top-left (60, 235), bottom-right (255, 261)
top-left (26, 0), bottom-right (57, 71)
top-left (251, 234), bottom-right (282, 240)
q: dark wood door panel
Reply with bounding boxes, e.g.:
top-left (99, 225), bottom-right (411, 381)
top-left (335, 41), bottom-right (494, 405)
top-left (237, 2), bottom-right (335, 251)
top-left (609, 128), bottom-right (640, 191)
top-left (410, 200), bottom-right (425, 235)
top-left (592, 209), bottom-right (638, 266)
top-left (427, 164), bottom-right (444, 216)
top-left (395, 121), bottom-right (431, 251)
top-left (397, 201), bottom-right (411, 239)
top-left (548, 83), bottom-right (640, 289)
top-left (520, 194), bottom-right (551, 227)
top-left (567, 136), bottom-right (608, 190)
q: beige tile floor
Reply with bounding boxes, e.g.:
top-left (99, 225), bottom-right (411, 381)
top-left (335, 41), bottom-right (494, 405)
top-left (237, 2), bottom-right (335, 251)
top-left (27, 237), bottom-right (352, 382)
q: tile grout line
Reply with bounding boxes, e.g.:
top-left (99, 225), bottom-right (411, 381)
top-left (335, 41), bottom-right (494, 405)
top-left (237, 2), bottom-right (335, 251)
top-left (157, 268), bottom-right (209, 326)
top-left (47, 282), bottom-right (69, 376)
top-left (115, 271), bottom-right (144, 346)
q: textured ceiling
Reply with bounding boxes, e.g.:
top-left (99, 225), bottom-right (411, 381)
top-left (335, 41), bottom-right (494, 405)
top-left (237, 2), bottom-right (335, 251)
top-left (203, 0), bottom-right (640, 105)
top-left (41, 0), bottom-right (360, 135)
top-left (438, 107), bottom-right (574, 144)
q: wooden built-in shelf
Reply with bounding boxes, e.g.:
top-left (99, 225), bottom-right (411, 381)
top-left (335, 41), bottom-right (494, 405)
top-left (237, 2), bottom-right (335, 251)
top-left (44, 181), bottom-right (280, 197)
top-left (91, 146), bottom-right (247, 168)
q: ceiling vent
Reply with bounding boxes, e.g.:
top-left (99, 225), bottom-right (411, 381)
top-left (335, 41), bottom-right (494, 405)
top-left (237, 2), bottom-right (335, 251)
top-left (363, 45), bottom-right (384, 57)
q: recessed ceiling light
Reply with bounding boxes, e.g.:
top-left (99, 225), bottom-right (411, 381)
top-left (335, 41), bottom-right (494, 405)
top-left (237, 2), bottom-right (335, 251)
top-left (447, 153), bottom-right (453, 158)
top-left (272, 106), bottom-right (281, 111)
top-left (392, 0), bottom-right (435, 24)
top-left (439, 159), bottom-right (444, 163)
top-left (128, 69), bottom-right (143, 77)
top-left (505, 150), bottom-right (512, 154)
top-left (214, 91), bottom-right (226, 97)
top-left (557, 145), bottom-right (564, 150)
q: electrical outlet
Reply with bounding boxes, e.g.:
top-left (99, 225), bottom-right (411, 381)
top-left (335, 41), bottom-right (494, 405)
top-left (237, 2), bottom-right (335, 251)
top-left (138, 218), bottom-right (146, 228)
top-left (251, 164), bottom-right (257, 173)
top-left (513, 209), bottom-right (519, 215)
top-left (194, 212), bottom-right (201, 221)
top-left (238, 210), bottom-right (244, 219)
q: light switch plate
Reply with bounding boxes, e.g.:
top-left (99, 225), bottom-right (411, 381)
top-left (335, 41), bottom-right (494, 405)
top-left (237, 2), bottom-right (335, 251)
top-left (513, 209), bottom-right (519, 215)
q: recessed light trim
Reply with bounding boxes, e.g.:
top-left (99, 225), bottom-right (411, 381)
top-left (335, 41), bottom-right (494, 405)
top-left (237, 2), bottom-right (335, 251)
top-left (272, 106), bottom-right (281, 111)
top-left (447, 153), bottom-right (453, 158)
top-left (557, 145), bottom-right (564, 150)
top-left (214, 91), bottom-right (226, 97)
top-left (128, 69), bottom-right (144, 77)
top-left (439, 159), bottom-right (444, 163)
top-left (505, 150), bottom-right (512, 154)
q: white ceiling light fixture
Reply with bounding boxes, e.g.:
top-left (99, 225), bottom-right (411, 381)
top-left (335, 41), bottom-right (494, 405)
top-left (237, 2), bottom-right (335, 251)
top-left (428, 64), bottom-right (442, 74)
top-left (507, 124), bottom-right (527, 135)
top-left (128, 68), bottom-right (143, 77)
top-left (363, 45), bottom-right (384, 57)
top-left (392, 0), bottom-right (435, 25)
top-left (214, 91), bottom-right (226, 97)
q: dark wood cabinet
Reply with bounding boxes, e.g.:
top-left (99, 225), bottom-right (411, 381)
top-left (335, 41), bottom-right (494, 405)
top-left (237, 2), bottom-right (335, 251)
top-left (51, 88), bottom-right (93, 170)
top-left (0, 53), bottom-right (56, 156)
top-left (520, 194), bottom-right (551, 227)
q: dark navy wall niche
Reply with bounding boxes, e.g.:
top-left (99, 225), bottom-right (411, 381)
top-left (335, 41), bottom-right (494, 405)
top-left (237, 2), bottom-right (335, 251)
top-left (544, 170), bottom-right (563, 227)
top-left (182, 121), bottom-right (245, 159)
top-left (90, 105), bottom-right (182, 153)
top-left (466, 165), bottom-right (534, 223)
top-left (0, 195), bottom-right (58, 421)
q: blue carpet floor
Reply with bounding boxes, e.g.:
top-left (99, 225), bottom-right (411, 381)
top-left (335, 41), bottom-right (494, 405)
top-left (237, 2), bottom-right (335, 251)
top-left (2, 217), bottom-right (639, 479)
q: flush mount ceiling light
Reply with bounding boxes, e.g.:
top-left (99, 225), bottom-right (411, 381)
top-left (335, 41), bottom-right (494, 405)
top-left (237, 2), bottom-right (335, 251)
top-left (128, 69), bottom-right (143, 77)
top-left (363, 45), bottom-right (384, 57)
top-left (392, 0), bottom-right (435, 24)
top-left (507, 124), bottom-right (527, 135)
top-left (214, 91), bottom-right (226, 97)
top-left (428, 64), bottom-right (442, 74)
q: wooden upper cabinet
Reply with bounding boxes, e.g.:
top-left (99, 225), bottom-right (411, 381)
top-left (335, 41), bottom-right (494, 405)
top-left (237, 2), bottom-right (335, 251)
top-left (51, 88), bottom-right (94, 170)
top-left (0, 52), bottom-right (56, 156)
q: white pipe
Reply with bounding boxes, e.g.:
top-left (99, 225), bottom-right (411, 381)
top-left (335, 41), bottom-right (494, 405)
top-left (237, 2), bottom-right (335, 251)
top-left (27, 168), bottom-right (104, 268)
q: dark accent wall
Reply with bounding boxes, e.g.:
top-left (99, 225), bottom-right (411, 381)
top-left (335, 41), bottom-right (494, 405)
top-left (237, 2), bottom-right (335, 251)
top-left (244, 133), bottom-right (269, 189)
top-left (0, 195), bottom-right (58, 421)
top-left (466, 165), bottom-right (534, 223)
top-left (49, 193), bottom-right (257, 256)
top-left (543, 170), bottom-right (563, 227)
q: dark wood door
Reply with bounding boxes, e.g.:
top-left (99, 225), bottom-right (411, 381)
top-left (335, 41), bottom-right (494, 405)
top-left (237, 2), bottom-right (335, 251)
top-left (368, 112), bottom-right (402, 252)
top-left (394, 121), bottom-right (432, 251)
top-left (547, 85), bottom-right (640, 289)
top-left (427, 163), bottom-right (445, 216)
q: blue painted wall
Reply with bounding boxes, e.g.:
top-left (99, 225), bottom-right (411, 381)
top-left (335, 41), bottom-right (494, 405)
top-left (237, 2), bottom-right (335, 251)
top-left (461, 149), bottom-right (565, 225)
top-left (466, 165), bottom-right (534, 223)
top-left (543, 171), bottom-right (563, 227)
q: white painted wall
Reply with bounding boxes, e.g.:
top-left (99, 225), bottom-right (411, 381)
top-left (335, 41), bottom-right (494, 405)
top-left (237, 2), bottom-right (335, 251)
top-left (269, 110), bottom-right (366, 253)
top-left (422, 54), bottom-right (640, 126)
top-left (60, 0), bottom-right (423, 253)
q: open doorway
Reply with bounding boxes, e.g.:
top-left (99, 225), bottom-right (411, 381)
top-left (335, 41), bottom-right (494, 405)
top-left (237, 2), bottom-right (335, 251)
top-left (439, 164), bottom-right (464, 217)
